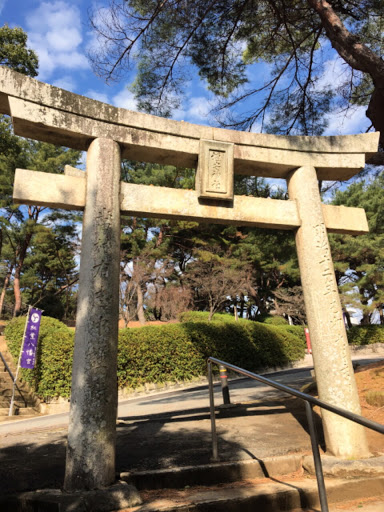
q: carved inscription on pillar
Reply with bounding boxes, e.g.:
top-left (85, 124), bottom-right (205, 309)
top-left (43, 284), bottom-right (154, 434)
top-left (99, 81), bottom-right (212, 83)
top-left (313, 222), bottom-right (353, 395)
top-left (197, 139), bottom-right (234, 200)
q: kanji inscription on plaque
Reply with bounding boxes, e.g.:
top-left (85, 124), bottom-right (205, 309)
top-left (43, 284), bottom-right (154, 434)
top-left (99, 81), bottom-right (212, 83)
top-left (197, 139), bottom-right (234, 200)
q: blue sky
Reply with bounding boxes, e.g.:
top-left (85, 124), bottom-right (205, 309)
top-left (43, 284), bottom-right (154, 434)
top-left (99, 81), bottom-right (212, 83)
top-left (1, 0), bottom-right (221, 125)
top-left (0, 0), bottom-right (372, 135)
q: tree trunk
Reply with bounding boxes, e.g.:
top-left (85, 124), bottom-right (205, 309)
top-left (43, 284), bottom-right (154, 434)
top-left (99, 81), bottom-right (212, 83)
top-left (343, 310), bottom-right (353, 329)
top-left (12, 226), bottom-right (34, 317)
top-left (13, 265), bottom-right (22, 317)
top-left (208, 297), bottom-right (215, 321)
top-left (239, 293), bottom-right (245, 319)
top-left (234, 302), bottom-right (238, 321)
top-left (360, 313), bottom-right (371, 325)
top-left (137, 285), bottom-right (146, 325)
top-left (0, 266), bottom-right (13, 318)
top-left (308, 0), bottom-right (384, 146)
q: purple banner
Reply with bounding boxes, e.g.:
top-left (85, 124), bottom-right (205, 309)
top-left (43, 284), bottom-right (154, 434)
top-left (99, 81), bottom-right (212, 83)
top-left (20, 308), bottom-right (42, 369)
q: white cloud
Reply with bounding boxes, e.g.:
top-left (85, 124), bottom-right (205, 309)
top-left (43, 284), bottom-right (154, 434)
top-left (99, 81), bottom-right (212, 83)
top-left (46, 28), bottom-right (82, 53)
top-left (188, 97), bottom-right (211, 120)
top-left (85, 89), bottom-right (110, 103)
top-left (52, 75), bottom-right (77, 91)
top-left (249, 122), bottom-right (263, 134)
top-left (0, 0), bottom-right (6, 15)
top-left (26, 1), bottom-right (89, 81)
top-left (27, 1), bottom-right (81, 32)
top-left (314, 57), bottom-right (349, 92)
top-left (170, 105), bottom-right (187, 121)
top-left (112, 88), bottom-right (137, 110)
top-left (184, 96), bottom-right (217, 124)
top-left (324, 105), bottom-right (370, 136)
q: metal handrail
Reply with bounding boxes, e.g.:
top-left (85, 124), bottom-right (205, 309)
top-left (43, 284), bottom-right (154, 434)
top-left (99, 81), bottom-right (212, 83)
top-left (207, 357), bottom-right (384, 512)
top-left (0, 350), bottom-right (28, 409)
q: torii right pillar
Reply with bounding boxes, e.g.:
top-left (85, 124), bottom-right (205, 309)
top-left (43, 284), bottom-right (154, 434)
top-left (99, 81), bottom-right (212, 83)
top-left (288, 165), bottom-right (370, 458)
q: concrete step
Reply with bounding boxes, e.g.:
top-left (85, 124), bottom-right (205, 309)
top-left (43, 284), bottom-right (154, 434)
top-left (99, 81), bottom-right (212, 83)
top-left (120, 476), bottom-right (384, 512)
top-left (118, 455), bottom-right (384, 512)
top-left (0, 370), bottom-right (14, 379)
top-left (0, 399), bottom-right (34, 408)
top-left (0, 387), bottom-right (32, 397)
top-left (0, 406), bottom-right (39, 418)
top-left (122, 455), bottom-right (303, 490)
top-left (2, 476), bottom-right (383, 512)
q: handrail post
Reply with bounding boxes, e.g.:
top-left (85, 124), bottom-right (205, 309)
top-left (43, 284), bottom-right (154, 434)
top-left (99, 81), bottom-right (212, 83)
top-left (305, 401), bottom-right (329, 512)
top-left (208, 361), bottom-right (219, 461)
top-left (219, 364), bottom-right (230, 405)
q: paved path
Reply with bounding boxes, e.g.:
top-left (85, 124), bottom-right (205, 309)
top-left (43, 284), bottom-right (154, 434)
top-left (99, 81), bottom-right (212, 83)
top-left (1, 355), bottom-right (383, 498)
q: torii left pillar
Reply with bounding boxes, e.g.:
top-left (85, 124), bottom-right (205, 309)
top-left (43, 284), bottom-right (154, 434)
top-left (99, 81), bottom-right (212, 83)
top-left (64, 138), bottom-right (121, 491)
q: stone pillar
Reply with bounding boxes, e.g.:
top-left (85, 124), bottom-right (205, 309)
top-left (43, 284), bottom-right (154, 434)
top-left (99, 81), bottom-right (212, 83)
top-left (287, 166), bottom-right (369, 459)
top-left (64, 138), bottom-right (121, 491)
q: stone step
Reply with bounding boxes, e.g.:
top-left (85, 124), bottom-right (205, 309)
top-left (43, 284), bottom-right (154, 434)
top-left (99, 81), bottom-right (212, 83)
top-left (0, 401), bottom-right (35, 410)
top-left (0, 386), bottom-right (31, 397)
top-left (0, 406), bottom-right (39, 417)
top-left (1, 476), bottom-right (383, 512)
top-left (122, 455), bottom-right (303, 491)
top-left (121, 476), bottom-right (384, 512)
top-left (15, 406), bottom-right (40, 416)
top-left (0, 370), bottom-right (14, 378)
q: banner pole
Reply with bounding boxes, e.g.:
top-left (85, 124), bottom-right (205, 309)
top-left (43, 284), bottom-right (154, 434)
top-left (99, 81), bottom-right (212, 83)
top-left (9, 305), bottom-right (31, 416)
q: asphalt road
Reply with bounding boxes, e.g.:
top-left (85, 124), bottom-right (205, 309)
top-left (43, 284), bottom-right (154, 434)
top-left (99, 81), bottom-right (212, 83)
top-left (0, 365), bottom-right (315, 436)
top-left (1, 355), bottom-right (382, 437)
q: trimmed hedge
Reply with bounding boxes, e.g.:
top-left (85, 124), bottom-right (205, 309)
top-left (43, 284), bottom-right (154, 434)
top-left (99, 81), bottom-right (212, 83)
top-left (117, 320), bottom-right (305, 389)
top-left (178, 311), bottom-right (246, 323)
top-left (5, 316), bottom-right (74, 399)
top-left (347, 325), bottom-right (384, 345)
top-left (262, 316), bottom-right (289, 326)
top-left (5, 314), bottom-right (306, 399)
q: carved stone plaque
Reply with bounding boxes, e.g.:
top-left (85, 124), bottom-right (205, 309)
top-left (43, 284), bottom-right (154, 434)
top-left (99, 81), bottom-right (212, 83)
top-left (197, 139), bottom-right (234, 200)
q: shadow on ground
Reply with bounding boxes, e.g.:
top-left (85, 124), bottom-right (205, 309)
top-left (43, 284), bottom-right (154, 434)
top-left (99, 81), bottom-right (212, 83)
top-left (0, 396), bottom-right (323, 496)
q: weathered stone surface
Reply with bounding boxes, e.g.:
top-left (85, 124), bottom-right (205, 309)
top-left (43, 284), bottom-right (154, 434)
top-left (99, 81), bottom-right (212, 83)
top-left (5, 482), bottom-right (141, 511)
top-left (303, 454), bottom-right (384, 478)
top-left (64, 138), bottom-right (121, 491)
top-left (197, 140), bottom-right (234, 200)
top-left (8, 62), bottom-right (380, 487)
top-left (14, 169), bottom-right (86, 210)
top-left (121, 455), bottom-right (303, 490)
top-left (321, 203), bottom-right (369, 234)
top-left (64, 164), bottom-right (86, 178)
top-left (287, 165), bottom-right (370, 459)
top-left (13, 169), bottom-right (370, 234)
top-left (1, 66), bottom-right (378, 180)
top-left (121, 182), bottom-right (300, 229)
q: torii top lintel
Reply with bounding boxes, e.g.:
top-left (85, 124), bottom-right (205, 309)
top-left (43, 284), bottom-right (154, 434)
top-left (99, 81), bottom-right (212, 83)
top-left (0, 66), bottom-right (379, 181)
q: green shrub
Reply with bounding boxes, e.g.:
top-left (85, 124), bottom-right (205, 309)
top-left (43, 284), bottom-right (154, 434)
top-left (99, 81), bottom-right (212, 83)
top-left (178, 311), bottom-right (243, 323)
top-left (347, 325), bottom-right (384, 345)
top-left (118, 324), bottom-right (204, 388)
top-left (5, 316), bottom-right (74, 399)
top-left (281, 325), bottom-right (306, 344)
top-left (259, 315), bottom-right (289, 326)
top-left (117, 319), bottom-right (305, 389)
top-left (5, 315), bottom-right (305, 398)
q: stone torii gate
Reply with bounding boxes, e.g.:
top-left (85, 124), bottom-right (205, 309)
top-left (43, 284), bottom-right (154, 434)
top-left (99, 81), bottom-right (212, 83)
top-left (0, 66), bottom-right (379, 491)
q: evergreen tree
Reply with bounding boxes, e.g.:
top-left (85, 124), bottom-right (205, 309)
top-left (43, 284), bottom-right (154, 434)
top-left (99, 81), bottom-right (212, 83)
top-left (0, 24), bottom-right (81, 318)
top-left (90, 1), bottom-right (384, 159)
top-left (330, 172), bottom-right (384, 324)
